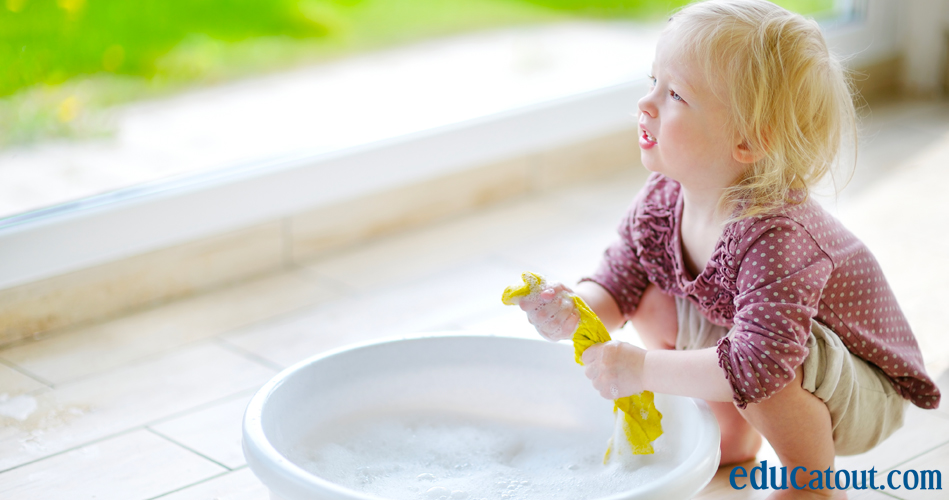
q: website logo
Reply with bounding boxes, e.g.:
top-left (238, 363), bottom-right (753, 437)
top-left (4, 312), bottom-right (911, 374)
top-left (730, 461), bottom-right (942, 491)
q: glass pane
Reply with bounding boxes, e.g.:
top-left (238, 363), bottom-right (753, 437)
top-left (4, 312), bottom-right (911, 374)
top-left (0, 0), bottom-right (845, 221)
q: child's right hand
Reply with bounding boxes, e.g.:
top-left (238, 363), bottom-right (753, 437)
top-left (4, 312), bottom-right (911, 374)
top-left (517, 282), bottom-right (580, 341)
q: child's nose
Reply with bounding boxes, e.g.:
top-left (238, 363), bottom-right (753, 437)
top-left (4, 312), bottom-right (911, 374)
top-left (638, 92), bottom-right (658, 119)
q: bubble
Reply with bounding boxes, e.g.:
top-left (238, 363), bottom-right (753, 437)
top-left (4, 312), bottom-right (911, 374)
top-left (288, 413), bottom-right (678, 500)
top-left (426, 486), bottom-right (451, 499)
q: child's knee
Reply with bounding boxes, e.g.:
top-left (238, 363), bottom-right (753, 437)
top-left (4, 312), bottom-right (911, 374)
top-left (741, 365), bottom-right (821, 416)
top-left (629, 284), bottom-right (678, 349)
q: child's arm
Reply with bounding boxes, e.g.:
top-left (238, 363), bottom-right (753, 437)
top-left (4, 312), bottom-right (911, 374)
top-left (643, 348), bottom-right (734, 402)
top-left (584, 221), bottom-right (829, 405)
top-left (575, 281), bottom-right (625, 331)
top-left (581, 341), bottom-right (733, 402)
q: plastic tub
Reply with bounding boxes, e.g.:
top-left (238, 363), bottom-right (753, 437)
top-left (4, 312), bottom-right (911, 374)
top-left (243, 334), bottom-right (721, 500)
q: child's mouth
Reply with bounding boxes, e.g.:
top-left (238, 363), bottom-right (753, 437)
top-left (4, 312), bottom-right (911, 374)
top-left (639, 129), bottom-right (658, 149)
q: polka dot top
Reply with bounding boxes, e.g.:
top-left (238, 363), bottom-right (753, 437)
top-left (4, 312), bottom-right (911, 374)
top-left (584, 173), bottom-right (940, 410)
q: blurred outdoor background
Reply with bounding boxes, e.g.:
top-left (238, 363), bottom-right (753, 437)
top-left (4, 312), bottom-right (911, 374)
top-left (2, 0), bottom-right (830, 149)
top-left (0, 0), bottom-right (828, 206)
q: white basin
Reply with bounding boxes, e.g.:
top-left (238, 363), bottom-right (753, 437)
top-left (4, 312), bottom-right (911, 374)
top-left (243, 334), bottom-right (721, 500)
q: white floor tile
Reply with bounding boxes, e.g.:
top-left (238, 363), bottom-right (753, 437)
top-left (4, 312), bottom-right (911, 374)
top-left (151, 467), bottom-right (270, 500)
top-left (0, 364), bottom-right (46, 395)
top-left (0, 343), bottom-right (275, 472)
top-left (225, 259), bottom-right (528, 367)
top-left (0, 430), bottom-right (224, 500)
top-left (150, 394), bottom-right (253, 470)
top-left (888, 443), bottom-right (949, 499)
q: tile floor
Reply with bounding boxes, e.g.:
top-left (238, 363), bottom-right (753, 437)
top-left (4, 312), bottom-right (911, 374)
top-left (2, 98), bottom-right (949, 499)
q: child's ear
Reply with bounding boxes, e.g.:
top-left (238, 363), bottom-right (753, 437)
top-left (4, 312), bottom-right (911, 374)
top-left (732, 140), bottom-right (765, 164)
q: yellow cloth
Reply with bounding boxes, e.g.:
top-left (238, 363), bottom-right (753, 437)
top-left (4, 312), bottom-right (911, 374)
top-left (502, 272), bottom-right (663, 458)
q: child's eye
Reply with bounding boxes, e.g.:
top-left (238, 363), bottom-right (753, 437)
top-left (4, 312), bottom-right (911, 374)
top-left (647, 73), bottom-right (656, 86)
top-left (669, 90), bottom-right (684, 102)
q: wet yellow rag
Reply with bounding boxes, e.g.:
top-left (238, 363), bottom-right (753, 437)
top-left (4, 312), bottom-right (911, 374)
top-left (501, 272), bottom-right (663, 459)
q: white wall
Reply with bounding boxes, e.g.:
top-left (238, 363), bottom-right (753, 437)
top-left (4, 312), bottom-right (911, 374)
top-left (825, 0), bottom-right (900, 67)
top-left (898, 0), bottom-right (949, 94)
top-left (827, 0), bottom-right (949, 94)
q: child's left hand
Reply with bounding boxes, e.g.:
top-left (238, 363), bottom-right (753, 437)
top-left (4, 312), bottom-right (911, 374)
top-left (581, 340), bottom-right (647, 399)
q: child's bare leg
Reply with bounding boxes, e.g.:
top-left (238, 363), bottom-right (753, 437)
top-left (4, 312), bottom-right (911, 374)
top-left (710, 401), bottom-right (761, 464)
top-left (630, 284), bottom-right (761, 464)
top-left (738, 366), bottom-right (844, 499)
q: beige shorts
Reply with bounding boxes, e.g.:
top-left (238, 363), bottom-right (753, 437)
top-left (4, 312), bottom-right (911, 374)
top-left (674, 296), bottom-right (907, 456)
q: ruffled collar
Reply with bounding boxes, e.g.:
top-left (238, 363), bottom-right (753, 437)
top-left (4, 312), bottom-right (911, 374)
top-left (632, 177), bottom-right (741, 325)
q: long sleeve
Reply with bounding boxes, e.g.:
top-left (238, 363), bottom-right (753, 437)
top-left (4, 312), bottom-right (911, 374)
top-left (583, 173), bottom-right (684, 319)
top-left (583, 173), bottom-right (938, 410)
top-left (716, 218), bottom-right (833, 408)
top-left (583, 233), bottom-right (652, 319)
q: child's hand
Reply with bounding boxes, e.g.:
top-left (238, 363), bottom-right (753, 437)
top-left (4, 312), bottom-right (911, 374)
top-left (581, 340), bottom-right (646, 399)
top-left (517, 282), bottom-right (580, 341)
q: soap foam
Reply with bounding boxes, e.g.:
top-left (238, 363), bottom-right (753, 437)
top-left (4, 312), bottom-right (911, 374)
top-left (289, 412), bottom-right (677, 500)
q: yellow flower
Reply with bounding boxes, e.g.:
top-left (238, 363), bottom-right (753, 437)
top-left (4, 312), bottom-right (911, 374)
top-left (57, 96), bottom-right (80, 123)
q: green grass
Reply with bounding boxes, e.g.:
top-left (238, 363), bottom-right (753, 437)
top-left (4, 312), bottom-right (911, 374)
top-left (0, 0), bottom-right (836, 146)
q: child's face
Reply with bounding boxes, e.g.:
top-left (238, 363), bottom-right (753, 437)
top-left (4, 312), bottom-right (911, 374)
top-left (638, 30), bottom-right (747, 191)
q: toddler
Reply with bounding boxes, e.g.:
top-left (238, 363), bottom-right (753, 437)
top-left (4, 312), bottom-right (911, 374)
top-left (518, 1), bottom-right (940, 498)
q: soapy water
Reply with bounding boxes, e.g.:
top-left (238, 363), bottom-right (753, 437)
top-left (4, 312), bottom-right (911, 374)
top-left (288, 412), bottom-right (679, 500)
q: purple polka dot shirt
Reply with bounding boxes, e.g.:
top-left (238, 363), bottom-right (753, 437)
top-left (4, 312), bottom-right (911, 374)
top-left (584, 173), bottom-right (940, 410)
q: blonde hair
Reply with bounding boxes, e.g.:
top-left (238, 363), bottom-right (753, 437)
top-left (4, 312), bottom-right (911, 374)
top-left (668, 0), bottom-right (857, 219)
